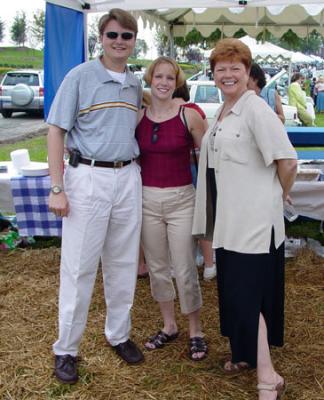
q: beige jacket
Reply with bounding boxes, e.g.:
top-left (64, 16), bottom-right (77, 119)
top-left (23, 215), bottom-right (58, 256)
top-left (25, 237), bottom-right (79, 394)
top-left (192, 91), bottom-right (297, 254)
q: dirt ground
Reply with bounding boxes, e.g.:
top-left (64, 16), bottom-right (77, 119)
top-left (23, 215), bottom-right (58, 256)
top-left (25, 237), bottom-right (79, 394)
top-left (0, 247), bottom-right (323, 400)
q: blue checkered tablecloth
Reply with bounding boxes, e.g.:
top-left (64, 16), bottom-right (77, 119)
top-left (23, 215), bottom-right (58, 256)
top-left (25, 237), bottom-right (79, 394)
top-left (10, 175), bottom-right (62, 237)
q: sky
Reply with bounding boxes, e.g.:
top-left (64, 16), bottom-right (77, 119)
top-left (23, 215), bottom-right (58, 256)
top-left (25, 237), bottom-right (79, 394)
top-left (0, 0), bottom-right (157, 57)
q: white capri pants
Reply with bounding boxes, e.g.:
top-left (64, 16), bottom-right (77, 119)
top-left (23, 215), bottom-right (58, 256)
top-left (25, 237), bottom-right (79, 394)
top-left (53, 162), bottom-right (142, 356)
top-left (141, 184), bottom-right (202, 315)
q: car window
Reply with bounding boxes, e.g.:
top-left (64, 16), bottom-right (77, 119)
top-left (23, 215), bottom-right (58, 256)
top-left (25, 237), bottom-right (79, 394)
top-left (194, 85), bottom-right (220, 103)
top-left (3, 73), bottom-right (40, 86)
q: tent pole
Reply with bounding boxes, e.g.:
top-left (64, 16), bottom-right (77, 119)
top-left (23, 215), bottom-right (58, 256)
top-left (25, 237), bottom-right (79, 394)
top-left (169, 24), bottom-right (175, 58)
top-left (84, 11), bottom-right (88, 61)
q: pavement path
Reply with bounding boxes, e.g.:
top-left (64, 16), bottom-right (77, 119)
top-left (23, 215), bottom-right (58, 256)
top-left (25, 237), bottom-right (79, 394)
top-left (0, 113), bottom-right (48, 144)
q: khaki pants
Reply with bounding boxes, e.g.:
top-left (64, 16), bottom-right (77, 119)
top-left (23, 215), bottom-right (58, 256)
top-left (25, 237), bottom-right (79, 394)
top-left (142, 185), bottom-right (202, 315)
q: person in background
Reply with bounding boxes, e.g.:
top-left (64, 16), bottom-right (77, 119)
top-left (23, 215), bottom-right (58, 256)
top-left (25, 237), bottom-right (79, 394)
top-left (136, 56), bottom-right (208, 361)
top-left (193, 38), bottom-right (297, 399)
top-left (315, 75), bottom-right (324, 112)
top-left (47, 9), bottom-right (144, 384)
top-left (248, 63), bottom-right (285, 124)
top-left (310, 77), bottom-right (317, 104)
top-left (288, 73), bottom-right (315, 126)
top-left (172, 82), bottom-right (216, 281)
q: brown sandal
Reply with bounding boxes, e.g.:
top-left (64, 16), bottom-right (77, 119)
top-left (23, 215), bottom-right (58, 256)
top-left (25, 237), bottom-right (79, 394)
top-left (257, 381), bottom-right (286, 399)
top-left (221, 355), bottom-right (250, 375)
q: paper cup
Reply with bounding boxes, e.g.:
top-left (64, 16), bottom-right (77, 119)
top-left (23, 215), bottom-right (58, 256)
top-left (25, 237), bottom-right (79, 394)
top-left (10, 149), bottom-right (30, 172)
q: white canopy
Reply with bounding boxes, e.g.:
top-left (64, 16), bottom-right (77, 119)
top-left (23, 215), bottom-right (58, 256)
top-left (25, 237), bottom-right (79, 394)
top-left (203, 35), bottom-right (316, 64)
top-left (238, 35), bottom-right (292, 59)
top-left (46, 0), bottom-right (324, 38)
top-left (290, 51), bottom-right (316, 63)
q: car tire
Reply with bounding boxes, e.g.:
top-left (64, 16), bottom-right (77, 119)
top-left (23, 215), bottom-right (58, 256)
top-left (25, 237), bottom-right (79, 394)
top-left (1, 110), bottom-right (12, 118)
top-left (11, 84), bottom-right (34, 106)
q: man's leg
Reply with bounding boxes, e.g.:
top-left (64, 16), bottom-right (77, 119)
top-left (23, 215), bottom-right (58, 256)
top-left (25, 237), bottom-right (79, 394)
top-left (53, 165), bottom-right (113, 382)
top-left (100, 163), bottom-right (142, 361)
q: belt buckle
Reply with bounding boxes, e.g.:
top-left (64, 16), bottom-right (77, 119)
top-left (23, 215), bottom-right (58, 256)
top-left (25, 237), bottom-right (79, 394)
top-left (114, 161), bottom-right (123, 168)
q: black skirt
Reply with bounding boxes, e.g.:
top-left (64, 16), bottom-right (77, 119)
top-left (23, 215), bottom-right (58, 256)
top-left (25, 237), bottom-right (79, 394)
top-left (215, 233), bottom-right (285, 368)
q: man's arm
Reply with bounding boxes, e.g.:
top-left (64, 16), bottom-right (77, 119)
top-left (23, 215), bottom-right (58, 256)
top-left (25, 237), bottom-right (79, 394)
top-left (275, 92), bottom-right (285, 124)
top-left (47, 125), bottom-right (70, 217)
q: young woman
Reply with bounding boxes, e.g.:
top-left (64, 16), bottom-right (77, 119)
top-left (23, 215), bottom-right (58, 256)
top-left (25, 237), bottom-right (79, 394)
top-left (136, 56), bottom-right (208, 361)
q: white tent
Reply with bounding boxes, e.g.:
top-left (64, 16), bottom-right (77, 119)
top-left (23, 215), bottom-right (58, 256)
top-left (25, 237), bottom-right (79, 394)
top-left (46, 0), bottom-right (324, 39)
top-left (290, 51), bottom-right (316, 63)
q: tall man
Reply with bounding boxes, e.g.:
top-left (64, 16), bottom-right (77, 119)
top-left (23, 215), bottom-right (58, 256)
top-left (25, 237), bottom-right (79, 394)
top-left (47, 9), bottom-right (144, 384)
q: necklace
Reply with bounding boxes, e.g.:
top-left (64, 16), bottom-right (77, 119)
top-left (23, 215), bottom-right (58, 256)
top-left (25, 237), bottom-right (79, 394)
top-left (147, 105), bottom-right (177, 122)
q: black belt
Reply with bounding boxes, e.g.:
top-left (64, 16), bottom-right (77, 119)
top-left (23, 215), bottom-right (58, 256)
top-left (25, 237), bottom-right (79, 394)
top-left (79, 157), bottom-right (133, 168)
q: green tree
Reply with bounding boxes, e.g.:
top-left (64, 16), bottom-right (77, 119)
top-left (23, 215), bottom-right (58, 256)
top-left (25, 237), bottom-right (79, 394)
top-left (31, 10), bottom-right (45, 48)
top-left (88, 33), bottom-right (97, 58)
top-left (300, 30), bottom-right (322, 54)
top-left (10, 11), bottom-right (27, 47)
top-left (154, 30), bottom-right (170, 56)
top-left (0, 18), bottom-right (4, 43)
top-left (185, 28), bottom-right (203, 46)
top-left (87, 15), bottom-right (99, 58)
top-left (133, 38), bottom-right (148, 59)
top-left (279, 29), bottom-right (302, 51)
top-left (233, 28), bottom-right (247, 39)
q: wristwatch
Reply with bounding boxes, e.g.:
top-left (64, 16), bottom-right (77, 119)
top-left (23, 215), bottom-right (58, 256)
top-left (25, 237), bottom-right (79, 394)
top-left (51, 185), bottom-right (63, 195)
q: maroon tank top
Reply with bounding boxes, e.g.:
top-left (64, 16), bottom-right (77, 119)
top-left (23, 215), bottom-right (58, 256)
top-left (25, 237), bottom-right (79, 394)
top-left (135, 107), bottom-right (193, 188)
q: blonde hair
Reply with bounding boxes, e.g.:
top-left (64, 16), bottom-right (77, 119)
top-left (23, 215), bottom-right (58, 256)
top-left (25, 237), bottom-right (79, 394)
top-left (209, 38), bottom-right (252, 72)
top-left (144, 56), bottom-right (186, 89)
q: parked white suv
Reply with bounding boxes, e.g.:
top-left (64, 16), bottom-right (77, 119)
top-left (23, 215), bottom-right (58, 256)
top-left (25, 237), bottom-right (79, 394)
top-left (188, 80), bottom-right (300, 127)
top-left (0, 69), bottom-right (44, 118)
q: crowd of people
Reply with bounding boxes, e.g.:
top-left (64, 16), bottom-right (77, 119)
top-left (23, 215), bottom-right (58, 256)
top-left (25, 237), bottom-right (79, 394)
top-left (47, 9), bottom-right (298, 400)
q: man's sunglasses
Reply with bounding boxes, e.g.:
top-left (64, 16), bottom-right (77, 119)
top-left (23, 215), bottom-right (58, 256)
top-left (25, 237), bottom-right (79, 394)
top-left (105, 31), bottom-right (134, 40)
top-left (151, 123), bottom-right (160, 144)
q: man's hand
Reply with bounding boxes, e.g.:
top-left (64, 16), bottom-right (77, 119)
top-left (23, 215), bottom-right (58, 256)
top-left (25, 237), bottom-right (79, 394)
top-left (49, 192), bottom-right (70, 217)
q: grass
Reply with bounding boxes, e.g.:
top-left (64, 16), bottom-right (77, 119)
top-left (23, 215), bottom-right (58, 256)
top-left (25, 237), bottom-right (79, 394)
top-left (0, 46), bottom-right (43, 69)
top-left (286, 219), bottom-right (324, 245)
top-left (0, 136), bottom-right (47, 162)
top-left (315, 112), bottom-right (324, 127)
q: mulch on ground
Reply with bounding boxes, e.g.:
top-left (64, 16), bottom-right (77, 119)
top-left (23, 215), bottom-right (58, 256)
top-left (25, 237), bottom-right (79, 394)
top-left (0, 247), bottom-right (323, 400)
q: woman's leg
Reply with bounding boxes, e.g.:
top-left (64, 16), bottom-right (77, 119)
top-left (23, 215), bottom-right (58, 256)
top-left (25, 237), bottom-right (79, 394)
top-left (200, 239), bottom-right (216, 280)
top-left (141, 187), bottom-right (178, 349)
top-left (257, 313), bottom-right (284, 400)
top-left (137, 243), bottom-right (148, 278)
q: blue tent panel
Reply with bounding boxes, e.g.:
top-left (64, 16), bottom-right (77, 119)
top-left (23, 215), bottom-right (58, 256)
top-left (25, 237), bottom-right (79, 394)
top-left (286, 127), bottom-right (324, 146)
top-left (296, 150), bottom-right (324, 160)
top-left (44, 3), bottom-right (85, 119)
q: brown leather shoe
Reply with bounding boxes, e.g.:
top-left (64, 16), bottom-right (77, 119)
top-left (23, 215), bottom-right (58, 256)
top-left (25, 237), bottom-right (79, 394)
top-left (54, 354), bottom-right (78, 384)
top-left (112, 339), bottom-right (144, 364)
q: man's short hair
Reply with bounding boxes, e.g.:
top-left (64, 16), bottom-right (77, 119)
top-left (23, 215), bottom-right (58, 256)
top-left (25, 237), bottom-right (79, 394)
top-left (98, 8), bottom-right (138, 36)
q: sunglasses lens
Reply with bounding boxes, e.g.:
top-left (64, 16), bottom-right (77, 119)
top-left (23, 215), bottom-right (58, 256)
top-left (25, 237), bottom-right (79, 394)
top-left (106, 32), bottom-right (134, 40)
top-left (106, 32), bottom-right (118, 39)
top-left (121, 32), bottom-right (134, 40)
top-left (151, 133), bottom-right (158, 144)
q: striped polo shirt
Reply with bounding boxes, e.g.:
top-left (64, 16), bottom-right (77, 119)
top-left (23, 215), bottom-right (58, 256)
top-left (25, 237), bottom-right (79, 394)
top-left (47, 57), bottom-right (142, 162)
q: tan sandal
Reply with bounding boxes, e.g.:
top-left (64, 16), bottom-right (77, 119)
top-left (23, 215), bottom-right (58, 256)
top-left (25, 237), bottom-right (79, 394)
top-left (257, 381), bottom-right (286, 399)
